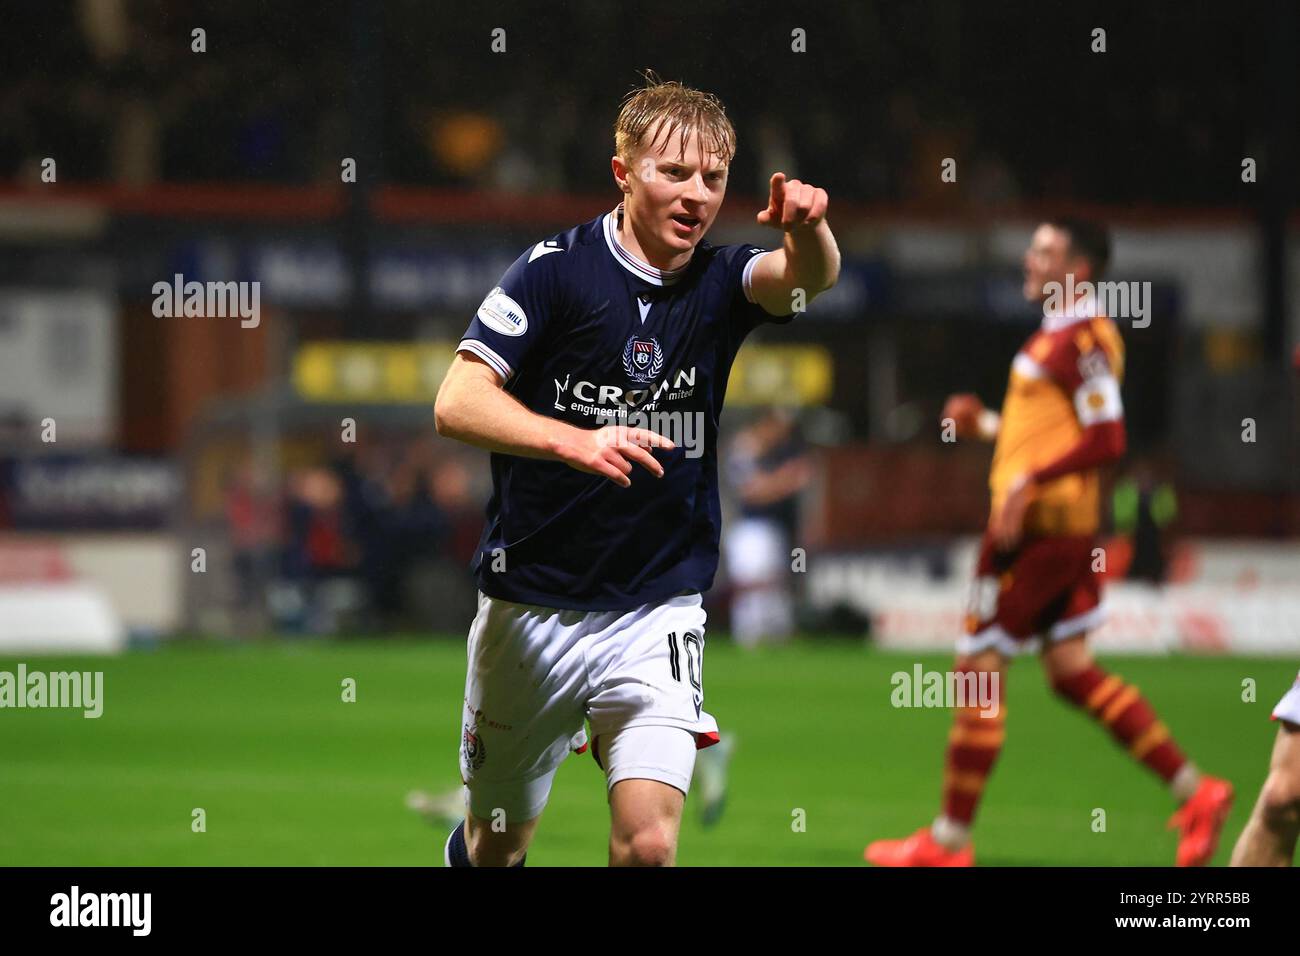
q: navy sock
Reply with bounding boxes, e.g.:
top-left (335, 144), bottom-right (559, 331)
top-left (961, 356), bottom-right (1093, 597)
top-left (445, 820), bottom-right (473, 867)
top-left (445, 820), bottom-right (527, 867)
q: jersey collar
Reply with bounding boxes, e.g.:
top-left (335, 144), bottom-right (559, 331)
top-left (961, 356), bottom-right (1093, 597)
top-left (603, 202), bottom-right (690, 287)
top-left (1041, 290), bottom-right (1099, 333)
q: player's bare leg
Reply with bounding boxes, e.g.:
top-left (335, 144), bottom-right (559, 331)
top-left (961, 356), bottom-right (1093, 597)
top-left (608, 777), bottom-right (686, 867)
top-left (865, 647), bottom-right (1005, 866)
top-left (1042, 634), bottom-right (1233, 865)
top-left (1230, 721), bottom-right (1300, 866)
top-left (452, 812), bottom-right (540, 867)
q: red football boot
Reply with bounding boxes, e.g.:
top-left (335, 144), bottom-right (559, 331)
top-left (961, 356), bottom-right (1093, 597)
top-left (865, 827), bottom-right (974, 867)
top-left (1167, 776), bottom-right (1234, 867)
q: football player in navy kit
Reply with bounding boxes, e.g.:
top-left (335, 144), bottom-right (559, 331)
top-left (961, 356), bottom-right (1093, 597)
top-left (434, 74), bottom-right (839, 866)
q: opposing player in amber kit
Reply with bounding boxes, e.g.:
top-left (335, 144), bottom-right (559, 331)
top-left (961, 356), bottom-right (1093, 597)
top-left (865, 219), bottom-right (1233, 867)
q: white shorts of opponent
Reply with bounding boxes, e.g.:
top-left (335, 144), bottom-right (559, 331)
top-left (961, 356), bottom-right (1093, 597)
top-left (1273, 670), bottom-right (1300, 726)
top-left (457, 589), bottom-right (719, 823)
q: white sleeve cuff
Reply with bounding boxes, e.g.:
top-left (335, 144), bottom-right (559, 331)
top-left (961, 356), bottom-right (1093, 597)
top-left (741, 250), bottom-right (775, 305)
top-left (457, 338), bottom-right (513, 382)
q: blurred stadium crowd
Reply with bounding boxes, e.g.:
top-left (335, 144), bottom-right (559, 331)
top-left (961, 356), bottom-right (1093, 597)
top-left (218, 411), bottom-right (814, 638)
top-left (224, 439), bottom-right (482, 634)
top-left (3, 0), bottom-right (1282, 204)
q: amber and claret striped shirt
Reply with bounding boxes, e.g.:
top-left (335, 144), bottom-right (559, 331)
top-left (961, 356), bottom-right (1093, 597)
top-left (990, 310), bottom-right (1125, 536)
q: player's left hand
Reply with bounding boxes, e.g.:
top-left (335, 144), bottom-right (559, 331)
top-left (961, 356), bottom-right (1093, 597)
top-left (756, 172), bottom-right (828, 231)
top-left (990, 473), bottom-right (1035, 550)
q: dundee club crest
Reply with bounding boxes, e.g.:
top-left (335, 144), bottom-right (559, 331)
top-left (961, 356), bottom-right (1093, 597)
top-left (622, 336), bottom-right (665, 384)
top-left (462, 723), bottom-right (486, 770)
top-left (462, 708), bottom-right (487, 771)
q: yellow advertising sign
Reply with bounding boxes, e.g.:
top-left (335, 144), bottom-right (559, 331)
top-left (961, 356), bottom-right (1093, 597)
top-left (293, 341), bottom-right (832, 406)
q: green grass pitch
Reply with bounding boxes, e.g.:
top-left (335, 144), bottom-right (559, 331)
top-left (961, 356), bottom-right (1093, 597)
top-left (0, 639), bottom-right (1284, 866)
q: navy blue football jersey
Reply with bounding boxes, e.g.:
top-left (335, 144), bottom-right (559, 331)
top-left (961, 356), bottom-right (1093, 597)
top-left (457, 202), bottom-right (792, 610)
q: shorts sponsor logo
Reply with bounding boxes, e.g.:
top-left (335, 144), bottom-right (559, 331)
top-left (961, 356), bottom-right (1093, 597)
top-left (476, 287), bottom-right (528, 336)
top-left (462, 725), bottom-right (486, 770)
top-left (462, 707), bottom-right (487, 771)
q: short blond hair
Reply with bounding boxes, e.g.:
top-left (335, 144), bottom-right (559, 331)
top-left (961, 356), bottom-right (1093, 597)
top-left (614, 70), bottom-right (737, 168)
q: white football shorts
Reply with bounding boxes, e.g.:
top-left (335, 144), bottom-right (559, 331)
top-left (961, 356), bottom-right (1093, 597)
top-left (1272, 670), bottom-right (1300, 726)
top-left (457, 589), bottom-right (719, 822)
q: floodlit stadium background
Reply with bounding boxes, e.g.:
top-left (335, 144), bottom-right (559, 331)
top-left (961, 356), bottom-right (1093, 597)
top-left (0, 1), bottom-right (1296, 865)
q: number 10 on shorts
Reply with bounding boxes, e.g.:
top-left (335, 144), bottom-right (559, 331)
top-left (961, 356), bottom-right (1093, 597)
top-left (668, 631), bottom-right (703, 716)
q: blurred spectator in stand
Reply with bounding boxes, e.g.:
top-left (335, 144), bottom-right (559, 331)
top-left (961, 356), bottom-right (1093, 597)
top-left (278, 465), bottom-right (358, 633)
top-left (431, 456), bottom-right (482, 566)
top-left (410, 456), bottom-right (481, 630)
top-left (385, 444), bottom-right (448, 622)
top-left (1111, 459), bottom-right (1179, 584)
top-left (391, 445), bottom-right (447, 553)
top-left (224, 457), bottom-right (280, 628)
top-left (333, 442), bottom-right (395, 628)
